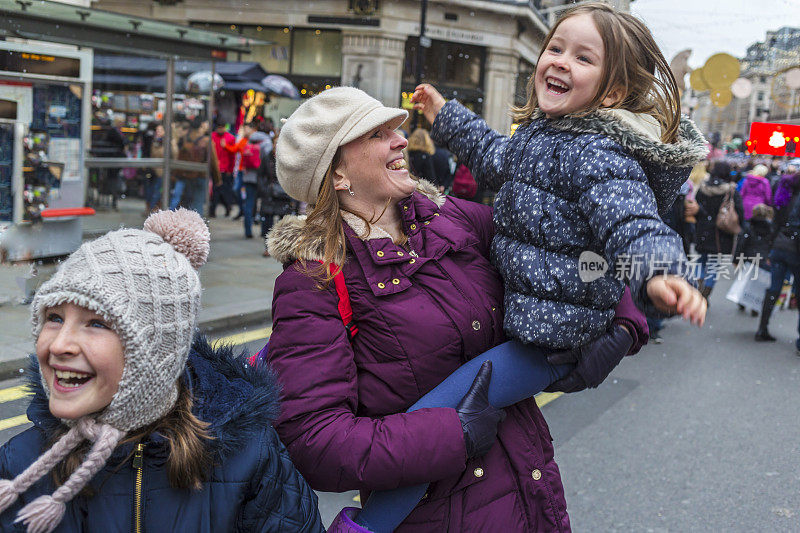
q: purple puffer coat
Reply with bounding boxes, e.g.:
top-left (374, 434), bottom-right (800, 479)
top-left (266, 182), bottom-right (645, 532)
top-left (267, 183), bottom-right (568, 532)
top-left (740, 173), bottom-right (772, 220)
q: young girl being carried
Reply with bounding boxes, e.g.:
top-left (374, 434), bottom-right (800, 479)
top-left (343, 3), bottom-right (708, 532)
top-left (0, 209), bottom-right (323, 533)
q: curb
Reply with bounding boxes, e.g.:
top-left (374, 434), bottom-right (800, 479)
top-left (0, 308), bottom-right (272, 382)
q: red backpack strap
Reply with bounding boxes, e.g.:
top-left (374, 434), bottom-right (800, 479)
top-left (328, 262), bottom-right (358, 339)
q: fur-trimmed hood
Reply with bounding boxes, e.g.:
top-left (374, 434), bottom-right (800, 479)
top-left (266, 179), bottom-right (445, 264)
top-left (532, 108), bottom-right (708, 214)
top-left (532, 108), bottom-right (708, 168)
top-left (698, 177), bottom-right (737, 197)
top-left (25, 335), bottom-right (281, 460)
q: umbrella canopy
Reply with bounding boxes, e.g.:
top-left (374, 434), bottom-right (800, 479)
top-left (261, 74), bottom-right (301, 99)
top-left (187, 71), bottom-right (224, 93)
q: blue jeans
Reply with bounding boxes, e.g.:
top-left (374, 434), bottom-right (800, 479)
top-left (243, 182), bottom-right (257, 238)
top-left (697, 253), bottom-right (723, 289)
top-left (356, 340), bottom-right (571, 533)
top-left (144, 176), bottom-right (162, 208)
top-left (171, 178), bottom-right (207, 215)
top-left (169, 179), bottom-right (185, 210)
top-left (233, 171), bottom-right (245, 210)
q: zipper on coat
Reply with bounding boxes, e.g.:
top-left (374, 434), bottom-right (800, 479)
top-left (132, 443), bottom-right (145, 533)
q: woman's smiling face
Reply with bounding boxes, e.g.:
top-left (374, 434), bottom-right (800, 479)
top-left (336, 124), bottom-right (416, 207)
top-left (36, 303), bottom-right (125, 420)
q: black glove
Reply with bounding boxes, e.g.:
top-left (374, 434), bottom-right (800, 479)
top-left (456, 361), bottom-right (506, 459)
top-left (544, 324), bottom-right (633, 393)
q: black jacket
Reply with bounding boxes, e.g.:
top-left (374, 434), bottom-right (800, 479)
top-left (695, 177), bottom-right (745, 255)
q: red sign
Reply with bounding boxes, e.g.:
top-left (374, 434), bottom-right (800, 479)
top-left (747, 122), bottom-right (800, 156)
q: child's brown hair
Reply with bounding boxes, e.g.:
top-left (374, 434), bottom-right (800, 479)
top-left (512, 2), bottom-right (681, 143)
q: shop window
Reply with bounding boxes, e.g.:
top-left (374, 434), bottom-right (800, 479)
top-left (291, 29), bottom-right (342, 77)
top-left (403, 38), bottom-right (484, 89)
top-left (240, 26), bottom-right (291, 74)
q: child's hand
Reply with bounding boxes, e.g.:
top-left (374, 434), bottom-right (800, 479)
top-left (411, 84), bottom-right (446, 125)
top-left (646, 275), bottom-right (707, 326)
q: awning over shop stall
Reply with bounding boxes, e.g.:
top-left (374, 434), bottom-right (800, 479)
top-left (92, 54), bottom-right (269, 93)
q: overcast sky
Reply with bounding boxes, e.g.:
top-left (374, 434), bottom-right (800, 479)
top-left (630, 0), bottom-right (799, 69)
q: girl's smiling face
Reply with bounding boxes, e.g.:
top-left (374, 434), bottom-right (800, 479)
top-left (534, 13), bottom-right (613, 118)
top-left (36, 303), bottom-right (125, 420)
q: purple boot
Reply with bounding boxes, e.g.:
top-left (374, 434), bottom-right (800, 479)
top-left (327, 507), bottom-right (374, 533)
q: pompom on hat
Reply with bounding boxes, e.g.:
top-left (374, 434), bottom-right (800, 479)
top-left (0, 208), bottom-right (209, 533)
top-left (276, 86), bottom-right (408, 204)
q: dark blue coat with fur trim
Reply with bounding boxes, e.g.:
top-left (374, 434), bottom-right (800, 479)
top-left (432, 101), bottom-right (708, 348)
top-left (0, 337), bottom-right (324, 533)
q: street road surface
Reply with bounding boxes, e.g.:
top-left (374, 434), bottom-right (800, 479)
top-left (2, 279), bottom-right (798, 530)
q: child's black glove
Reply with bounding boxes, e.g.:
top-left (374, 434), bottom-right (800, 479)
top-left (456, 361), bottom-right (506, 459)
top-left (544, 324), bottom-right (634, 393)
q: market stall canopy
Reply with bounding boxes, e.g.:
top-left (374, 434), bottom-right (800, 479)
top-left (94, 55), bottom-right (269, 93)
top-left (0, 0), bottom-right (270, 60)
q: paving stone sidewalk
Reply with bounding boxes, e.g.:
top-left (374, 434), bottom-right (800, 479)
top-left (0, 198), bottom-right (282, 379)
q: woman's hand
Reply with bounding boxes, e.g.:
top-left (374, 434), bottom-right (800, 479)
top-left (646, 275), bottom-right (707, 326)
top-left (545, 324), bottom-right (634, 393)
top-left (411, 84), bottom-right (446, 125)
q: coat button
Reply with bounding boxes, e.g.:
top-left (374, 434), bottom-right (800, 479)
top-left (392, 278), bottom-right (400, 285)
top-left (472, 320), bottom-right (481, 331)
top-left (424, 220), bottom-right (430, 225)
top-left (531, 469), bottom-right (542, 480)
top-left (397, 251), bottom-right (405, 256)
top-left (409, 258), bottom-right (416, 264)
top-left (434, 213), bottom-right (440, 216)
top-left (376, 251), bottom-right (384, 257)
top-left (491, 307), bottom-right (496, 312)
top-left (473, 468), bottom-right (484, 478)
top-left (410, 224), bottom-right (417, 230)
top-left (377, 282), bottom-right (385, 289)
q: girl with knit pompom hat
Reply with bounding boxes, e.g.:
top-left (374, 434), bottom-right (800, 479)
top-left (0, 209), bottom-right (323, 533)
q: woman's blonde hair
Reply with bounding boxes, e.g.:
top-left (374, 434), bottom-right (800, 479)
top-left (407, 128), bottom-right (435, 155)
top-left (512, 1), bottom-right (681, 143)
top-left (52, 378), bottom-right (213, 492)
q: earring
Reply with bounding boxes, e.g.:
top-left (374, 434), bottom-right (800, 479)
top-left (345, 184), bottom-right (355, 196)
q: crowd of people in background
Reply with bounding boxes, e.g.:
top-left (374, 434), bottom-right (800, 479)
top-left (651, 155), bottom-right (800, 351)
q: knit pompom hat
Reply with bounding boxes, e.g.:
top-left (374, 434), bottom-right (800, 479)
top-left (0, 208), bottom-right (209, 533)
top-left (276, 86), bottom-right (408, 204)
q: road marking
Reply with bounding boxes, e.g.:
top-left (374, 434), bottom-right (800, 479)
top-left (0, 415), bottom-right (29, 431)
top-left (212, 327), bottom-right (272, 348)
top-left (0, 385), bottom-right (30, 404)
top-left (535, 392), bottom-right (563, 408)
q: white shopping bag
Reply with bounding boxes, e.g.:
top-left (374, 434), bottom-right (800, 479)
top-left (726, 262), bottom-right (772, 312)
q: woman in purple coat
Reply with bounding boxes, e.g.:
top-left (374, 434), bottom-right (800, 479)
top-left (265, 88), bottom-right (648, 532)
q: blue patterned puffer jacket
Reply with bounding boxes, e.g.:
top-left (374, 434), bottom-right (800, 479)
top-left (431, 101), bottom-right (708, 348)
top-left (0, 337), bottom-right (324, 532)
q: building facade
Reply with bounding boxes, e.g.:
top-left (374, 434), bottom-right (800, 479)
top-left (90, 0), bottom-right (560, 133)
top-left (692, 26), bottom-right (800, 143)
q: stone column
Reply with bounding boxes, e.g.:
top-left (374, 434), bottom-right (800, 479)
top-left (483, 48), bottom-right (520, 134)
top-left (341, 32), bottom-right (406, 107)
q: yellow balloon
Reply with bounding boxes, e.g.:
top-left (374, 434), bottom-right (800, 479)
top-left (689, 68), bottom-right (709, 91)
top-left (710, 89), bottom-right (733, 108)
top-left (703, 53), bottom-right (740, 89)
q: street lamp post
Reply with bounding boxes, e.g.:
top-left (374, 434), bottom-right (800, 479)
top-left (412, 0), bottom-right (429, 129)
